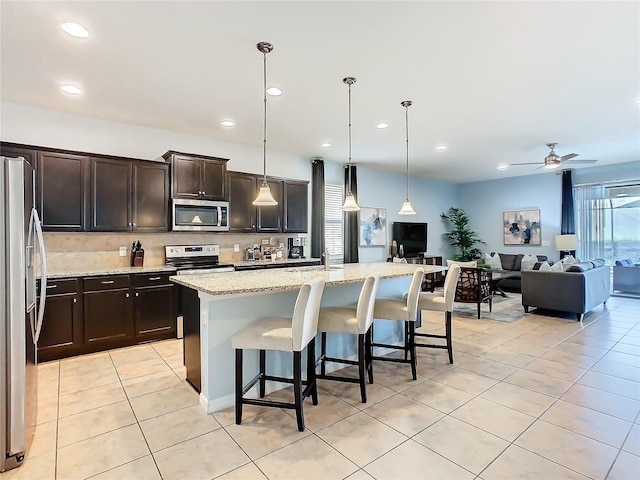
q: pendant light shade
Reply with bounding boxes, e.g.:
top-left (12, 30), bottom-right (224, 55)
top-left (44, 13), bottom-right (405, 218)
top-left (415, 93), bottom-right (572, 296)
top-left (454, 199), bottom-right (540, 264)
top-left (398, 100), bottom-right (416, 215)
top-left (253, 41), bottom-right (278, 207)
top-left (341, 77), bottom-right (360, 212)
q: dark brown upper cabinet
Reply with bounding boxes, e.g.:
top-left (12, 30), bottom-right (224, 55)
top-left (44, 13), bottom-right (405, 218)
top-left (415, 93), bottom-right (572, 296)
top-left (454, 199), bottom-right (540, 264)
top-left (90, 158), bottom-right (169, 232)
top-left (163, 151), bottom-right (228, 200)
top-left (227, 171), bottom-right (257, 232)
top-left (283, 181), bottom-right (308, 233)
top-left (256, 178), bottom-right (284, 232)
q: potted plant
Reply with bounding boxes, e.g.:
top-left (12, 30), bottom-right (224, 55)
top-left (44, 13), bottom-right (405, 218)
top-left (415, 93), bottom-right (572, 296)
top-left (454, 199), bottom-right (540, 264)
top-left (440, 207), bottom-right (486, 261)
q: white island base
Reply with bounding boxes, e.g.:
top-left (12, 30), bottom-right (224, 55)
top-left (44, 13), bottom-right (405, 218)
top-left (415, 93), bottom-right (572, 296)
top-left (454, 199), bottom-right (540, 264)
top-left (171, 262), bottom-right (446, 413)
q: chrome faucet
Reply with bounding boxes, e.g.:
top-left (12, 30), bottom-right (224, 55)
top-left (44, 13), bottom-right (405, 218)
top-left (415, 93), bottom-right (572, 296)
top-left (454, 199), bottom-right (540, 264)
top-left (322, 248), bottom-right (330, 270)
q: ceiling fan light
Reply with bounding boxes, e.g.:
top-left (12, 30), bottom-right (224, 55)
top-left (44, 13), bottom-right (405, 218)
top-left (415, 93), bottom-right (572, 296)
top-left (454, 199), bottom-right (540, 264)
top-left (253, 183), bottom-right (278, 206)
top-left (544, 161), bottom-right (561, 169)
top-left (398, 200), bottom-right (417, 215)
top-left (342, 192), bottom-right (361, 212)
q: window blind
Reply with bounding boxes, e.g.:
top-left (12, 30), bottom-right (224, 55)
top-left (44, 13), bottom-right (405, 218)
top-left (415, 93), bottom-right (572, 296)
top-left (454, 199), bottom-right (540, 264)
top-left (324, 182), bottom-right (344, 263)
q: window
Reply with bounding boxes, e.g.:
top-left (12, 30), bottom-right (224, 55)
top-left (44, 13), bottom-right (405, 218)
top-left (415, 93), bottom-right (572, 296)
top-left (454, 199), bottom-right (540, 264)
top-left (324, 182), bottom-right (344, 263)
top-left (574, 182), bottom-right (640, 264)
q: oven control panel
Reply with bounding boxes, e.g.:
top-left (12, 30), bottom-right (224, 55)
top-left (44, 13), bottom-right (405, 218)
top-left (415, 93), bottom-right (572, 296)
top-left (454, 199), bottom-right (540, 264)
top-left (165, 244), bottom-right (220, 258)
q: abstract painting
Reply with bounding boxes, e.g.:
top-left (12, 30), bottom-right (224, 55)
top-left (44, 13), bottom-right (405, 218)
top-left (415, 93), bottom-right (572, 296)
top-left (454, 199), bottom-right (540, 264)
top-left (503, 209), bottom-right (541, 245)
top-left (359, 207), bottom-right (387, 246)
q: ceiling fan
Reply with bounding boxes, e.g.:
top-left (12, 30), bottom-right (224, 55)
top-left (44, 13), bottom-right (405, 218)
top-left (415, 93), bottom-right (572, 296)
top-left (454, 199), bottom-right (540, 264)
top-left (510, 143), bottom-right (598, 170)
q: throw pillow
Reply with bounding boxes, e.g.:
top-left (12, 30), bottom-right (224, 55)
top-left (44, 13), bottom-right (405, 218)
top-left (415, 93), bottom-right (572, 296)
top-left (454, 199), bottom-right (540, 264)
top-left (484, 253), bottom-right (502, 269)
top-left (447, 259), bottom-right (477, 268)
top-left (562, 255), bottom-right (577, 264)
top-left (521, 254), bottom-right (537, 270)
top-left (550, 261), bottom-right (564, 272)
top-left (538, 261), bottom-right (552, 271)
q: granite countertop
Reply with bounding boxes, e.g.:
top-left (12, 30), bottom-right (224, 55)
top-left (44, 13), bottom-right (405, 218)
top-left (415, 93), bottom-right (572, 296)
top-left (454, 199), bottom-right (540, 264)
top-left (47, 265), bottom-right (177, 279)
top-left (233, 258), bottom-right (321, 268)
top-left (171, 262), bottom-right (446, 297)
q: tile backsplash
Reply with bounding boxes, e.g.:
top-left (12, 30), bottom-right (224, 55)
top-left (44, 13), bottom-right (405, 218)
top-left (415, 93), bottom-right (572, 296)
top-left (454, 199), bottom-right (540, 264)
top-left (44, 232), bottom-right (308, 271)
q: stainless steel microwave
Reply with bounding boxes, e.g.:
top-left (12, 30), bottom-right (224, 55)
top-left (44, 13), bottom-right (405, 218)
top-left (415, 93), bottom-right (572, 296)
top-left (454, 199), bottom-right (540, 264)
top-left (172, 199), bottom-right (229, 232)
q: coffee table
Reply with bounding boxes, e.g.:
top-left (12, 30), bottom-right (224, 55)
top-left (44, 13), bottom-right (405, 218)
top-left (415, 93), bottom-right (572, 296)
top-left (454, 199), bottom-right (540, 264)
top-left (490, 270), bottom-right (519, 297)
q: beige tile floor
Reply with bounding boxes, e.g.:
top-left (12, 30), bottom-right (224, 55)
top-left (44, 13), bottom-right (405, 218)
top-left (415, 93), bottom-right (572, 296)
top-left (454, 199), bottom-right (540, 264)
top-left (1, 296), bottom-right (639, 480)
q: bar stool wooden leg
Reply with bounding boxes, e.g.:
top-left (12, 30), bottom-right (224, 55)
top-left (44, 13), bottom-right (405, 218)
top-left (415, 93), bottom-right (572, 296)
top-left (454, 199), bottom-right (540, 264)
top-left (408, 322), bottom-right (417, 380)
top-left (293, 351), bottom-right (304, 431)
top-left (235, 349), bottom-right (243, 425)
top-left (320, 332), bottom-right (327, 376)
top-left (357, 333), bottom-right (367, 403)
top-left (365, 327), bottom-right (374, 384)
top-left (445, 312), bottom-right (453, 364)
top-left (259, 350), bottom-right (266, 398)
top-left (307, 338), bottom-right (318, 405)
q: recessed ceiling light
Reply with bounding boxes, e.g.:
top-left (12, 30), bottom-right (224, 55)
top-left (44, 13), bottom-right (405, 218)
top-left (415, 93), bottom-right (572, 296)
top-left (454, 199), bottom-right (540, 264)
top-left (60, 84), bottom-right (83, 95)
top-left (321, 143), bottom-right (332, 148)
top-left (497, 164), bottom-right (509, 170)
top-left (435, 144), bottom-right (447, 151)
top-left (60, 22), bottom-right (89, 38)
top-left (376, 123), bottom-right (389, 129)
top-left (266, 87), bottom-right (282, 96)
top-left (221, 120), bottom-right (235, 127)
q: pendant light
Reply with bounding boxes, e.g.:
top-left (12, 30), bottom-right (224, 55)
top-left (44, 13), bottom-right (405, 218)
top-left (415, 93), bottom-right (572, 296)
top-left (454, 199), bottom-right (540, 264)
top-left (341, 76), bottom-right (360, 212)
top-left (398, 100), bottom-right (416, 215)
top-left (253, 41), bottom-right (278, 206)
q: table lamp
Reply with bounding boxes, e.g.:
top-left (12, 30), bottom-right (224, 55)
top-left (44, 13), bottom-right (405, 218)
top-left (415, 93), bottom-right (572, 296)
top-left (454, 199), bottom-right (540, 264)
top-left (555, 234), bottom-right (577, 259)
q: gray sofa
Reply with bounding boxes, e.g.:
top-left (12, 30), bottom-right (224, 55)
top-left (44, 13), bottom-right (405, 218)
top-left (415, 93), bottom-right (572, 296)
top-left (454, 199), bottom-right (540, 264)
top-left (489, 253), bottom-right (549, 292)
top-left (521, 260), bottom-right (610, 321)
top-left (613, 259), bottom-right (640, 294)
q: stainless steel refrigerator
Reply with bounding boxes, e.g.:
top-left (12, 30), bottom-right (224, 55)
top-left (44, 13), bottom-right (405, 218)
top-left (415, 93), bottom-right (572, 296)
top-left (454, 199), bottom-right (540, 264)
top-left (1, 156), bottom-right (47, 472)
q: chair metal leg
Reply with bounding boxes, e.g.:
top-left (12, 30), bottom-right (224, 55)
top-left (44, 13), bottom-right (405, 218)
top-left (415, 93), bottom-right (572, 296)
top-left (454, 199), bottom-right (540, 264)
top-left (445, 311), bottom-right (453, 364)
top-left (358, 333), bottom-right (367, 403)
top-left (293, 351), bottom-right (305, 431)
top-left (307, 338), bottom-right (318, 405)
top-left (235, 349), bottom-right (243, 425)
top-left (259, 350), bottom-right (266, 398)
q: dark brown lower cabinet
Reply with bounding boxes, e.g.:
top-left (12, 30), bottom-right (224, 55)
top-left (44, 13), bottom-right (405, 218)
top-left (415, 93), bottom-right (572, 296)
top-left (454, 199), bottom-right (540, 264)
top-left (134, 285), bottom-right (176, 341)
top-left (37, 279), bottom-right (83, 363)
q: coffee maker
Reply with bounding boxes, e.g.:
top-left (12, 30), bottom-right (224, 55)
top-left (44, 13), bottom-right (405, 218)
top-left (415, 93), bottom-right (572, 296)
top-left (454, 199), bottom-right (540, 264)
top-left (287, 237), bottom-right (305, 259)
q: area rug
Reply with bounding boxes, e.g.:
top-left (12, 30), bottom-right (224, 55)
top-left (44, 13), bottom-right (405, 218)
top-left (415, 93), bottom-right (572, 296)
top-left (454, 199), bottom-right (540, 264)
top-left (452, 292), bottom-right (526, 323)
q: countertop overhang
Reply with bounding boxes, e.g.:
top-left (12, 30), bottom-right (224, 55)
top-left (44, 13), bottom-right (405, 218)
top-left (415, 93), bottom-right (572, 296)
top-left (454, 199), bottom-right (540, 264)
top-left (170, 262), bottom-right (446, 297)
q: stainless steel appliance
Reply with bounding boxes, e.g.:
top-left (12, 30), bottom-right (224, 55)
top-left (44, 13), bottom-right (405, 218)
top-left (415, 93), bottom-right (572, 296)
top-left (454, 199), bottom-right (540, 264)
top-left (172, 199), bottom-right (229, 232)
top-left (165, 244), bottom-right (233, 392)
top-left (1, 156), bottom-right (47, 472)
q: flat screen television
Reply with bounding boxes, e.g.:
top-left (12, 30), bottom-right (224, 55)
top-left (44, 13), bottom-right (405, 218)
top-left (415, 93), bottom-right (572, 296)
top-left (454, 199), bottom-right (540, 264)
top-left (392, 222), bottom-right (428, 257)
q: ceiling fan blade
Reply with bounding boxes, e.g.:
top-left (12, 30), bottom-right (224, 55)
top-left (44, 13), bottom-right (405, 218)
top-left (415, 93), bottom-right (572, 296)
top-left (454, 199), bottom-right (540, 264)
top-left (563, 159), bottom-right (598, 164)
top-left (559, 153), bottom-right (579, 161)
top-left (509, 162), bottom-right (543, 166)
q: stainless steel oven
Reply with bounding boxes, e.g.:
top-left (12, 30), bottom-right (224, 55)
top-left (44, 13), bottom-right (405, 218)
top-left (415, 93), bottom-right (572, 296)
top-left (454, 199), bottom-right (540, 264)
top-left (172, 199), bottom-right (229, 232)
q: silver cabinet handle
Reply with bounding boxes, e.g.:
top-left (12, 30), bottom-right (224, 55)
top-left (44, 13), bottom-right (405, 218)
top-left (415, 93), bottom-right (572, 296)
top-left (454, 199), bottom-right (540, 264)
top-left (73, 298), bottom-right (77, 303)
top-left (148, 276), bottom-right (161, 281)
top-left (101, 280), bottom-right (115, 284)
top-left (126, 293), bottom-right (130, 298)
top-left (46, 284), bottom-right (58, 289)
top-left (135, 292), bottom-right (139, 297)
top-left (132, 223), bottom-right (136, 227)
top-left (202, 191), bottom-right (206, 195)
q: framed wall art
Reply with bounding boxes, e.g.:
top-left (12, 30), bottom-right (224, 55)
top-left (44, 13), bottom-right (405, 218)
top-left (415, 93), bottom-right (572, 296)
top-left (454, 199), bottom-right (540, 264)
top-left (503, 209), bottom-right (541, 245)
top-left (359, 207), bottom-right (387, 246)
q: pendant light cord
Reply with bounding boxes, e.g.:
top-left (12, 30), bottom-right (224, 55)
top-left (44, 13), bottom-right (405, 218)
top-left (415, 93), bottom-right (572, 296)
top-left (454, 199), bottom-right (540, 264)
top-left (262, 51), bottom-right (268, 186)
top-left (347, 81), bottom-right (352, 195)
top-left (405, 104), bottom-right (409, 201)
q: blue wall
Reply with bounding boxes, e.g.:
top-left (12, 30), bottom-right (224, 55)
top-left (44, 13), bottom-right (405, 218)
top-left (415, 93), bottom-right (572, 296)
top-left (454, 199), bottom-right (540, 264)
top-left (457, 161), bottom-right (640, 262)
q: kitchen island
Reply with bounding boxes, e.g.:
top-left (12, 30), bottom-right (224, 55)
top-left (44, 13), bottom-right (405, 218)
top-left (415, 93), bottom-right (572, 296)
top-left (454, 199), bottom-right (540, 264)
top-left (171, 262), bottom-right (446, 413)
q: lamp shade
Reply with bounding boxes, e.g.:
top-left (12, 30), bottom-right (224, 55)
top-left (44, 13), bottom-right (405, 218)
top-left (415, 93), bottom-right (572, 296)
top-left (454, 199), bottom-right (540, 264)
top-left (341, 192), bottom-right (360, 212)
top-left (253, 184), bottom-right (278, 206)
top-left (398, 200), bottom-right (416, 215)
top-left (555, 234), bottom-right (577, 250)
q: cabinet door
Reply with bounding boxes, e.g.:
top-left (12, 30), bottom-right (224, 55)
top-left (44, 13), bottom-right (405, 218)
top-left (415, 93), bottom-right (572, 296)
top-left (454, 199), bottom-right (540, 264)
top-left (132, 161), bottom-right (169, 231)
top-left (283, 181), bottom-right (308, 233)
top-left (134, 285), bottom-right (176, 340)
top-left (37, 152), bottom-right (88, 231)
top-left (90, 158), bottom-right (131, 231)
top-left (172, 156), bottom-right (201, 198)
top-left (83, 289), bottom-right (134, 345)
top-left (228, 172), bottom-right (257, 232)
top-left (37, 292), bottom-right (83, 362)
top-left (256, 178), bottom-right (283, 232)
top-left (201, 159), bottom-right (227, 200)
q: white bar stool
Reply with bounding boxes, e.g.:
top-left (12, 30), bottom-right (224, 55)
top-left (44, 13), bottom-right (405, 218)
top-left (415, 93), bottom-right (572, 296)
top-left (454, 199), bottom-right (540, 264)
top-left (415, 264), bottom-right (461, 363)
top-left (231, 277), bottom-right (325, 432)
top-left (316, 273), bottom-right (380, 403)
top-left (371, 267), bottom-right (424, 380)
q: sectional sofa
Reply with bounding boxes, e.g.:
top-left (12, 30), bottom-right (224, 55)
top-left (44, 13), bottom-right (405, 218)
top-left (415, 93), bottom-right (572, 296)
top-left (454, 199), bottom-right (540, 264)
top-left (488, 253), bottom-right (549, 292)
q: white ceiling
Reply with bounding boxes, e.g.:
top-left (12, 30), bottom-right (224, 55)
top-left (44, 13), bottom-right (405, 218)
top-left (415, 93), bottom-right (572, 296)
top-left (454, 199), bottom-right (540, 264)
top-left (1, 1), bottom-right (639, 183)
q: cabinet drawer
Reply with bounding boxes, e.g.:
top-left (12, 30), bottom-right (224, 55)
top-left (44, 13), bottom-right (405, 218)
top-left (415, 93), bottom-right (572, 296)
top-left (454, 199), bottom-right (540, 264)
top-left (38, 278), bottom-right (79, 296)
top-left (132, 272), bottom-right (173, 287)
top-left (84, 275), bottom-right (130, 291)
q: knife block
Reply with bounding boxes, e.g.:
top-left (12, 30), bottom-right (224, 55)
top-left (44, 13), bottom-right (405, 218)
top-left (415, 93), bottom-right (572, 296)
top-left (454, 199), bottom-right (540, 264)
top-left (133, 250), bottom-right (144, 267)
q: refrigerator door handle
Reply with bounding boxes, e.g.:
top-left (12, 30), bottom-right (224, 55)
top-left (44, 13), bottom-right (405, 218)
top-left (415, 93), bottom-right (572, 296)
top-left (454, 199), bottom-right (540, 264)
top-left (32, 208), bottom-right (47, 344)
